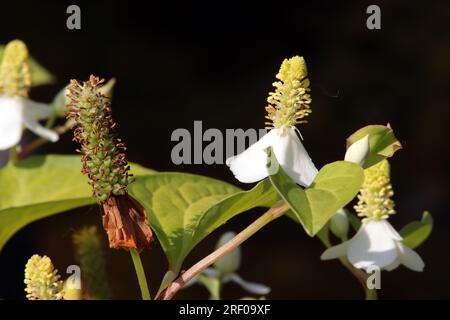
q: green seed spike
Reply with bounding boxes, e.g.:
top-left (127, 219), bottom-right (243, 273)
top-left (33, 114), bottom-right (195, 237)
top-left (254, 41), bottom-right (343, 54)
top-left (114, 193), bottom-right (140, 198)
top-left (66, 75), bottom-right (132, 203)
top-left (73, 226), bottom-right (111, 300)
top-left (265, 56), bottom-right (312, 129)
top-left (0, 39), bottom-right (31, 97)
top-left (67, 75), bottom-right (153, 252)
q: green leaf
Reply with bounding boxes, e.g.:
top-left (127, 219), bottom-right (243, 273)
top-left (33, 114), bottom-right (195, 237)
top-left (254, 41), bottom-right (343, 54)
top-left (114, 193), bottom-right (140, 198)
top-left (0, 45), bottom-right (56, 87)
top-left (346, 125), bottom-right (402, 168)
top-left (399, 211), bottom-right (433, 249)
top-left (267, 148), bottom-right (364, 236)
top-left (128, 174), bottom-right (278, 273)
top-left (0, 155), bottom-right (155, 251)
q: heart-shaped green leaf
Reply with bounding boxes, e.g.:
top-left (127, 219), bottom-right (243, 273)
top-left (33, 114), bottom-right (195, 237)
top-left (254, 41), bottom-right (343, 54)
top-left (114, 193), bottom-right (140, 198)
top-left (399, 211), bottom-right (433, 249)
top-left (0, 45), bottom-right (56, 87)
top-left (128, 174), bottom-right (278, 273)
top-left (267, 148), bottom-right (364, 236)
top-left (346, 125), bottom-right (402, 168)
top-left (0, 155), bottom-right (155, 251)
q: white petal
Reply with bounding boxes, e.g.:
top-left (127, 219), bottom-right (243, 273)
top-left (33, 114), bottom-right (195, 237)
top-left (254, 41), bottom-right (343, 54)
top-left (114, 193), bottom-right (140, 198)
top-left (202, 268), bottom-right (220, 278)
top-left (23, 109), bottom-right (59, 142)
top-left (380, 219), bottom-right (403, 241)
top-left (344, 134), bottom-right (369, 165)
top-left (24, 99), bottom-right (54, 120)
top-left (228, 273), bottom-right (271, 295)
top-left (226, 129), bottom-right (278, 183)
top-left (272, 128), bottom-right (318, 187)
top-left (184, 268), bottom-right (218, 289)
top-left (348, 220), bottom-right (398, 270)
top-left (320, 241), bottom-right (349, 260)
top-left (397, 242), bottom-right (425, 272)
top-left (384, 258), bottom-right (401, 271)
top-left (0, 96), bottom-right (24, 150)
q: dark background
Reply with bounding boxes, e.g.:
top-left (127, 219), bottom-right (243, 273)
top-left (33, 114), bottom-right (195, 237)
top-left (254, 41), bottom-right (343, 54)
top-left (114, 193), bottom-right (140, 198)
top-left (1, 0), bottom-right (449, 299)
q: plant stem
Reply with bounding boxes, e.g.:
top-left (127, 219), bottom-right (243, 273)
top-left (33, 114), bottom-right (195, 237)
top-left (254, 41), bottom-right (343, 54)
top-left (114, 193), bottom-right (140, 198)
top-left (158, 202), bottom-right (289, 300)
top-left (17, 119), bottom-right (74, 161)
top-left (130, 249), bottom-right (151, 300)
top-left (8, 147), bottom-right (17, 165)
top-left (45, 110), bottom-right (58, 129)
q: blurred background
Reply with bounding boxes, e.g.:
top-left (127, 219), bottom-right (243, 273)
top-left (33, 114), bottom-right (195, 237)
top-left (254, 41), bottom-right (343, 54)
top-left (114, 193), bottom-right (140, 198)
top-left (0, 0), bottom-right (449, 299)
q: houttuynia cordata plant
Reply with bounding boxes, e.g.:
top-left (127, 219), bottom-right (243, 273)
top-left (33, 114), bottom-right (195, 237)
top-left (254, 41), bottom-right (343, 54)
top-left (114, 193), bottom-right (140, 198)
top-left (0, 39), bottom-right (432, 300)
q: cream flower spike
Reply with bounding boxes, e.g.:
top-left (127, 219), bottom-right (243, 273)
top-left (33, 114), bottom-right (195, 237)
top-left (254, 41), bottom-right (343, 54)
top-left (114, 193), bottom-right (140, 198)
top-left (226, 56), bottom-right (318, 187)
top-left (321, 160), bottom-right (424, 272)
top-left (0, 40), bottom-right (58, 150)
top-left (24, 254), bottom-right (64, 300)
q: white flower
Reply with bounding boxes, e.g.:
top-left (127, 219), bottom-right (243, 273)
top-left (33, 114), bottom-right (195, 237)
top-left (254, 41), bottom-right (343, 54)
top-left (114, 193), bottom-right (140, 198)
top-left (203, 267), bottom-right (271, 295)
top-left (184, 267), bottom-right (270, 297)
top-left (0, 95), bottom-right (58, 150)
top-left (226, 127), bottom-right (318, 187)
top-left (184, 231), bottom-right (271, 297)
top-left (321, 219), bottom-right (424, 272)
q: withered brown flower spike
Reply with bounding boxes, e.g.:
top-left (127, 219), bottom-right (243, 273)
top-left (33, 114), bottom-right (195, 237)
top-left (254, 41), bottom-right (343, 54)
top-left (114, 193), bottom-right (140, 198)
top-left (66, 75), bottom-right (153, 252)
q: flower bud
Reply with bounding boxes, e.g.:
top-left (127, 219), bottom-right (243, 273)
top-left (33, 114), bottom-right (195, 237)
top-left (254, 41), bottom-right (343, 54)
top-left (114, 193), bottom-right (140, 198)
top-left (344, 134), bottom-right (369, 166)
top-left (213, 232), bottom-right (241, 275)
top-left (329, 208), bottom-right (350, 239)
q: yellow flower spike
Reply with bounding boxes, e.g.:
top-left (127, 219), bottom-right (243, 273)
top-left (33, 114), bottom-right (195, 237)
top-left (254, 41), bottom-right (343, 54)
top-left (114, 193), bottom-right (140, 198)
top-left (265, 56), bottom-right (312, 129)
top-left (227, 55), bottom-right (318, 187)
top-left (0, 39), bottom-right (31, 97)
top-left (354, 159), bottom-right (396, 222)
top-left (24, 254), bottom-right (64, 300)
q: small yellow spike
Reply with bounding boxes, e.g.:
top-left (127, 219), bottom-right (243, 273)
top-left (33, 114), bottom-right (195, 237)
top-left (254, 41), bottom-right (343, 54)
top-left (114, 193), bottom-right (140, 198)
top-left (265, 56), bottom-right (312, 129)
top-left (354, 160), bottom-right (396, 222)
top-left (24, 254), bottom-right (64, 300)
top-left (0, 39), bottom-right (31, 97)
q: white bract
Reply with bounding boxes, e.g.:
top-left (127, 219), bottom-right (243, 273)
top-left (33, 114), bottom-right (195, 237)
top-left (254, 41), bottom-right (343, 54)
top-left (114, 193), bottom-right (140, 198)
top-left (345, 134), bottom-right (369, 166)
top-left (0, 95), bottom-right (58, 150)
top-left (321, 219), bottom-right (424, 272)
top-left (227, 56), bottom-right (317, 187)
top-left (201, 268), bottom-right (271, 296)
top-left (226, 127), bottom-right (317, 187)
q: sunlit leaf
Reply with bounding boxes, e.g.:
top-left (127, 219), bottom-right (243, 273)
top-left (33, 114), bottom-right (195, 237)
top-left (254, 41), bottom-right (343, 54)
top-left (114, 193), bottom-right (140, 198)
top-left (346, 125), bottom-right (402, 168)
top-left (0, 155), bottom-right (155, 251)
top-left (399, 211), bottom-right (433, 249)
top-left (128, 174), bottom-right (278, 274)
top-left (267, 148), bottom-right (364, 236)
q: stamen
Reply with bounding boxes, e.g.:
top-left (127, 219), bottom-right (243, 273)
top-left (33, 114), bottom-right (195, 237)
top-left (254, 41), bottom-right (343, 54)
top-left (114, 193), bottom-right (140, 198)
top-left (265, 56), bottom-right (312, 129)
top-left (354, 160), bottom-right (396, 222)
top-left (0, 39), bottom-right (31, 97)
